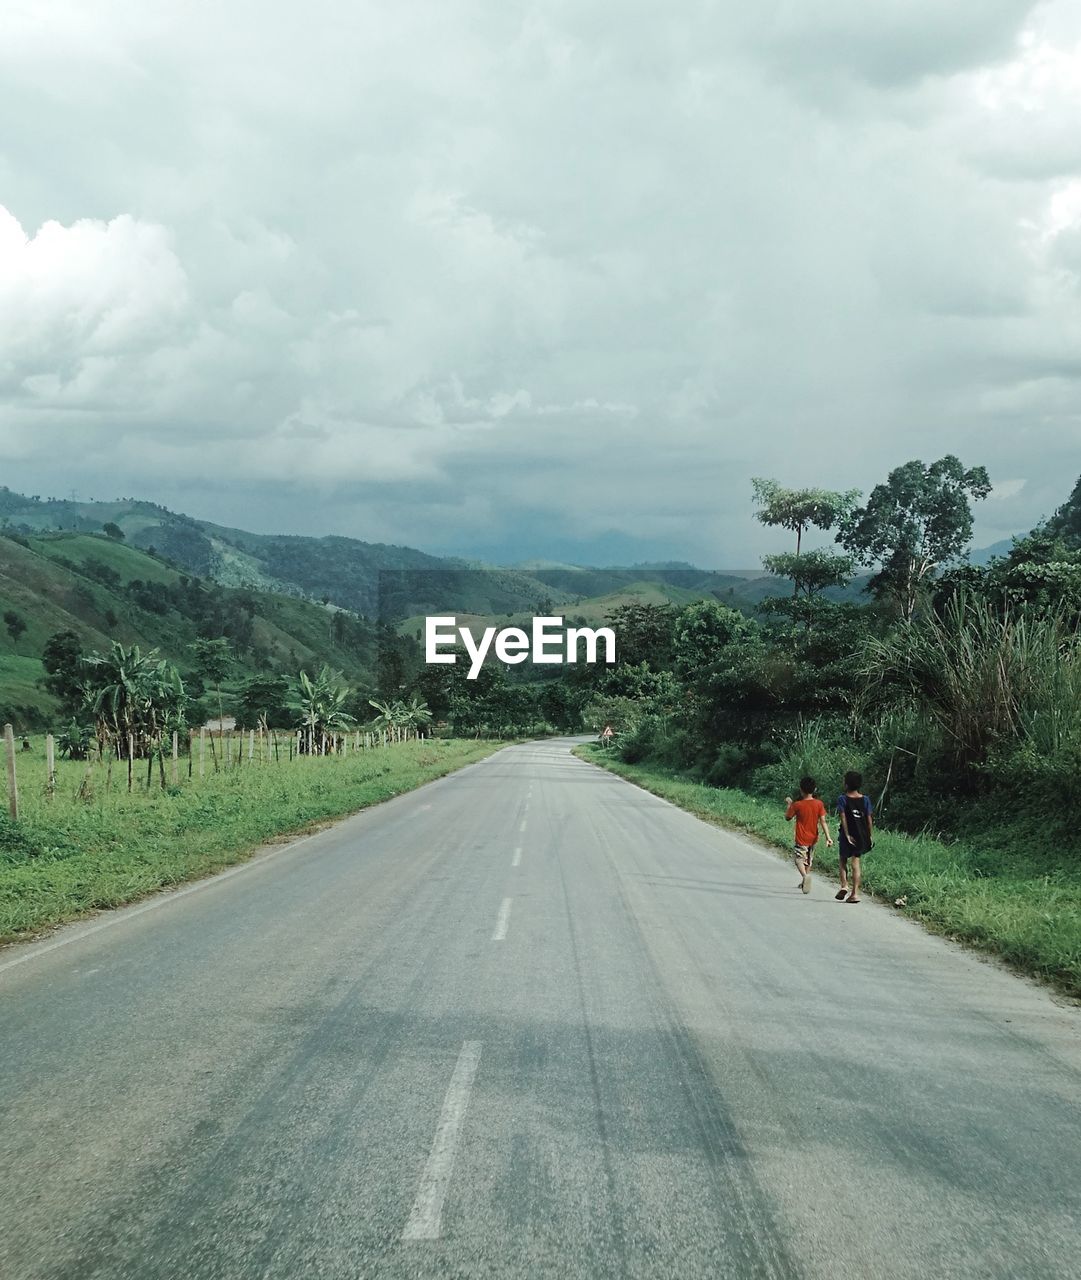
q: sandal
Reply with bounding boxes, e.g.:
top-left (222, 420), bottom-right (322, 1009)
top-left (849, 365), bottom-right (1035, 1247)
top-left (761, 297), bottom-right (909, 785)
top-left (835, 889), bottom-right (848, 901)
top-left (846, 895), bottom-right (860, 904)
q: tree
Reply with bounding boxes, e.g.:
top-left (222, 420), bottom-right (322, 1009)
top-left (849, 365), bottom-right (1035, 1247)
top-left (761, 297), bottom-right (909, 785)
top-left (375, 624), bottom-right (423, 697)
top-left (537, 679), bottom-right (586, 732)
top-left (1045, 473), bottom-right (1081, 549)
top-left (189, 636), bottom-right (233, 728)
top-left (605, 601), bottom-right (675, 669)
top-left (760, 549), bottom-right (855, 600)
top-left (3, 610), bottom-right (26, 647)
top-left (56, 718), bottom-right (93, 761)
top-left (752, 479), bottom-right (859, 561)
top-left (839, 456), bottom-right (992, 622)
top-left (82, 642), bottom-right (187, 769)
top-left (672, 600), bottom-right (753, 676)
top-left (41, 630), bottom-right (85, 715)
top-left (236, 675), bottom-right (291, 730)
top-left (102, 522), bottom-right (125, 541)
top-left (368, 695), bottom-right (432, 734)
top-left (294, 666), bottom-right (355, 750)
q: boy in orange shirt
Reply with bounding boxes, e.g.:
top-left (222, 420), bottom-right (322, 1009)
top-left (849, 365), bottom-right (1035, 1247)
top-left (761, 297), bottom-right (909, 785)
top-left (784, 776), bottom-right (833, 894)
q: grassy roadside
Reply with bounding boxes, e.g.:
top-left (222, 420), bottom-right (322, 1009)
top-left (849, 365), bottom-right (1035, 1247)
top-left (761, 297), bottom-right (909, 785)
top-left (576, 745), bottom-right (1081, 1001)
top-left (0, 739), bottom-right (500, 944)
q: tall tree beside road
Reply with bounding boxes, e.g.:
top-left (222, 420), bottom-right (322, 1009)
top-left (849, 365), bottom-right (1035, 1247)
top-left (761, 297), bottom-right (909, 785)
top-left (751, 479), bottom-right (859, 559)
top-left (839, 456), bottom-right (991, 621)
top-left (760, 549), bottom-right (856, 599)
top-left (752, 479), bottom-right (858, 600)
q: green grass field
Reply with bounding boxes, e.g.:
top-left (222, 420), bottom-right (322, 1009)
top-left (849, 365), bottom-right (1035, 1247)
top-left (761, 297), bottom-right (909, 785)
top-left (33, 532), bottom-right (181, 585)
top-left (577, 745), bottom-right (1081, 1001)
top-left (0, 737), bottom-right (499, 943)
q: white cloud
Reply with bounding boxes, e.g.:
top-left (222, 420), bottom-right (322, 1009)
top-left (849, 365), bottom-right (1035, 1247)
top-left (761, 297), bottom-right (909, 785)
top-left (0, 207), bottom-right (188, 391)
top-left (2, 0), bottom-right (1081, 562)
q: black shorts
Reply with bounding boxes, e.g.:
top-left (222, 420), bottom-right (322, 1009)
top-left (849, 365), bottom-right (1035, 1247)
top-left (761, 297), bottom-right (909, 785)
top-left (839, 842), bottom-right (871, 860)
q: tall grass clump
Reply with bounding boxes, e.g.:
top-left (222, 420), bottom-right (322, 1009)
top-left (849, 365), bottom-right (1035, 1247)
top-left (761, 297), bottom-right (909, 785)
top-left (862, 592), bottom-right (1081, 769)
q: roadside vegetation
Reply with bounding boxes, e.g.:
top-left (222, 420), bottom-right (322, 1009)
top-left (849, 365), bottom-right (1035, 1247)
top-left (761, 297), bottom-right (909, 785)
top-left (578, 746), bottom-right (1081, 999)
top-left (560, 460), bottom-right (1081, 996)
top-left (0, 613), bottom-right (499, 942)
top-left (0, 737), bottom-right (498, 943)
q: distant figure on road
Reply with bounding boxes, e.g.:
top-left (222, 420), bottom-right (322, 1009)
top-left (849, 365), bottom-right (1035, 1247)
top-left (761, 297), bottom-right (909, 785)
top-left (836, 771), bottom-right (874, 903)
top-left (784, 776), bottom-right (832, 895)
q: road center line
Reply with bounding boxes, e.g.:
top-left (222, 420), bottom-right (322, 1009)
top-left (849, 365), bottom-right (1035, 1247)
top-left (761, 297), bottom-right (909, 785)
top-left (491, 897), bottom-right (512, 941)
top-left (401, 1040), bottom-right (482, 1242)
top-left (518, 818), bottom-right (527, 834)
top-left (511, 846), bottom-right (522, 867)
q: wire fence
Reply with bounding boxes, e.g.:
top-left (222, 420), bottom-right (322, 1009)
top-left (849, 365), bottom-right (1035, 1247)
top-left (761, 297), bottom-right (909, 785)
top-left (2, 721), bottom-right (428, 819)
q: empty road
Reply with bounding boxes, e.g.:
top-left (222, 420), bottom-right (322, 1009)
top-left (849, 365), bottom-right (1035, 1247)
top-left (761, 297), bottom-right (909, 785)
top-left (2, 739), bottom-right (1080, 1279)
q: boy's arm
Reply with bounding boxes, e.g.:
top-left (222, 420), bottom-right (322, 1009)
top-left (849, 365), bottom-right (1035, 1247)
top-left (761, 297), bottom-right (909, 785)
top-left (838, 803), bottom-right (851, 843)
top-left (784, 797), bottom-right (796, 821)
top-left (819, 810), bottom-right (833, 846)
top-left (866, 798), bottom-right (874, 839)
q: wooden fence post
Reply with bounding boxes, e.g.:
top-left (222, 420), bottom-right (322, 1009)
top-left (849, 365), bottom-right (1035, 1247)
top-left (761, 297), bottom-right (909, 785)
top-left (4, 724), bottom-right (18, 820)
top-left (248, 729), bottom-right (255, 763)
top-left (199, 726), bottom-right (206, 779)
top-left (127, 733), bottom-right (134, 794)
top-left (46, 733), bottom-right (56, 797)
top-left (172, 731), bottom-right (179, 785)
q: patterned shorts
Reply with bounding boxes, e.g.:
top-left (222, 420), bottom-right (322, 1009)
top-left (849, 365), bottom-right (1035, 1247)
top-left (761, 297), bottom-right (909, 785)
top-left (793, 843), bottom-right (814, 868)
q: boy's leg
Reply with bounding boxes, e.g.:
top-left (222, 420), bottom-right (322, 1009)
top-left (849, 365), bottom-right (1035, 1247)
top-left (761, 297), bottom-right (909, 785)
top-left (848, 856), bottom-right (861, 901)
top-left (801, 846), bottom-right (814, 893)
top-left (836, 851), bottom-right (850, 899)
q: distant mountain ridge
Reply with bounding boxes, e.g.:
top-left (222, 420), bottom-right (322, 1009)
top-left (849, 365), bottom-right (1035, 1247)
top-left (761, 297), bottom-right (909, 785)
top-left (0, 489), bottom-right (584, 619)
top-left (0, 485), bottom-right (1016, 617)
top-left (0, 488), bottom-right (780, 617)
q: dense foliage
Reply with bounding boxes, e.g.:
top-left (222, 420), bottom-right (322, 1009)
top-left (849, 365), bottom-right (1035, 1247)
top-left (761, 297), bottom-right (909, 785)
top-left (591, 458), bottom-right (1081, 856)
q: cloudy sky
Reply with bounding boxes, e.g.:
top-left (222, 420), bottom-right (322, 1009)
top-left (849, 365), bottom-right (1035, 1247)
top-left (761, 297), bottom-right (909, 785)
top-left (2, 1), bottom-right (1080, 566)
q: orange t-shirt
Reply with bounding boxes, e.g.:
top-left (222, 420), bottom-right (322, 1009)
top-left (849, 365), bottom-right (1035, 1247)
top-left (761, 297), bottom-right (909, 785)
top-left (786, 796), bottom-right (826, 847)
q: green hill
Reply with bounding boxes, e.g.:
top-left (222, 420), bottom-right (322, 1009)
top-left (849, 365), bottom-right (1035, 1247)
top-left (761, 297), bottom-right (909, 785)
top-left (0, 489), bottom-right (591, 617)
top-left (0, 530), bottom-right (380, 729)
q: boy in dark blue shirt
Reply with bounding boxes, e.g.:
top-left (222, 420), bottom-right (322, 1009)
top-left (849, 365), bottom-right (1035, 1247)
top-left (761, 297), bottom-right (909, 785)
top-left (836, 770), bottom-right (873, 903)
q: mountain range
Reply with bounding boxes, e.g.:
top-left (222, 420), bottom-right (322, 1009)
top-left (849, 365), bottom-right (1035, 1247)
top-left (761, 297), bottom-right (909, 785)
top-left (0, 488), bottom-right (780, 618)
top-left (0, 486), bottom-right (1018, 727)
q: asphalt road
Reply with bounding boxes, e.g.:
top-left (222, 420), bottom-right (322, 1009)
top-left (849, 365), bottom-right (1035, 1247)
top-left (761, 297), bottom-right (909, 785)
top-left (2, 739), bottom-right (1080, 1279)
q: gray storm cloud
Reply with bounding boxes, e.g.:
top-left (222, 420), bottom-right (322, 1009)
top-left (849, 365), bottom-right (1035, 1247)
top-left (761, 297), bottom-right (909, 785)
top-left (1, 0), bottom-right (1079, 563)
